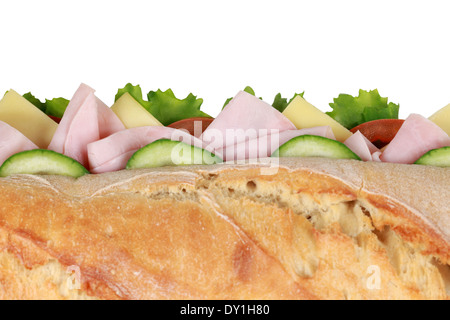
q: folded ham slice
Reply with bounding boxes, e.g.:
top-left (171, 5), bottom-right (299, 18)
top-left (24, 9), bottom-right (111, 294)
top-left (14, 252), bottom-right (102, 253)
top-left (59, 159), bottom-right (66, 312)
top-left (217, 126), bottom-right (336, 162)
top-left (0, 121), bottom-right (38, 165)
top-left (381, 113), bottom-right (450, 164)
top-left (48, 84), bottom-right (125, 168)
top-left (48, 83), bottom-right (93, 153)
top-left (87, 126), bottom-right (206, 173)
top-left (60, 92), bottom-right (100, 167)
top-left (371, 151), bottom-right (382, 162)
top-left (280, 126), bottom-right (336, 142)
top-left (200, 91), bottom-right (296, 154)
top-left (344, 130), bottom-right (380, 161)
top-left (96, 97), bottom-right (126, 139)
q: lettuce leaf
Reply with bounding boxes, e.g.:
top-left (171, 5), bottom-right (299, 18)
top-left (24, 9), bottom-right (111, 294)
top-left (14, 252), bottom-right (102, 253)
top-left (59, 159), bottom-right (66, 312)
top-left (22, 92), bottom-right (69, 118)
top-left (271, 92), bottom-right (304, 113)
top-left (326, 89), bottom-right (399, 129)
top-left (115, 83), bottom-right (211, 126)
top-left (44, 97), bottom-right (69, 118)
top-left (115, 83), bottom-right (151, 110)
top-left (147, 89), bottom-right (210, 126)
top-left (23, 92), bottom-right (46, 112)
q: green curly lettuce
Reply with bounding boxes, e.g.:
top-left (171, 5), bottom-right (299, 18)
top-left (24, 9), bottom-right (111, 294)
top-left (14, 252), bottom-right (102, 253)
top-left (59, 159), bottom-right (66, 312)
top-left (115, 83), bottom-right (211, 126)
top-left (22, 92), bottom-right (46, 112)
top-left (115, 83), bottom-right (151, 110)
top-left (271, 92), bottom-right (305, 113)
top-left (22, 92), bottom-right (69, 118)
top-left (44, 98), bottom-right (70, 118)
top-left (147, 89), bottom-right (211, 126)
top-left (326, 89), bottom-right (399, 129)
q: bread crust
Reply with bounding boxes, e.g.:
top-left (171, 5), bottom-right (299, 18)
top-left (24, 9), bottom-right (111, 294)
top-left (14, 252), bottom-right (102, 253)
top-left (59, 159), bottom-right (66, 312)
top-left (0, 158), bottom-right (448, 299)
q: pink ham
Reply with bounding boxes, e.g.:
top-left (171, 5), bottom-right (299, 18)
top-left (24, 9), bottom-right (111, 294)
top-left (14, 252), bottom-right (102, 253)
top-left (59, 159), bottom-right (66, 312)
top-left (87, 126), bottom-right (206, 173)
top-left (48, 83), bottom-right (94, 153)
top-left (200, 91), bottom-right (296, 153)
top-left (217, 126), bottom-right (336, 161)
top-left (96, 97), bottom-right (126, 139)
top-left (0, 121), bottom-right (38, 165)
top-left (48, 83), bottom-right (125, 168)
top-left (381, 113), bottom-right (450, 164)
top-left (280, 126), bottom-right (336, 142)
top-left (61, 92), bottom-right (99, 167)
top-left (372, 151), bottom-right (382, 162)
top-left (344, 130), bottom-right (380, 161)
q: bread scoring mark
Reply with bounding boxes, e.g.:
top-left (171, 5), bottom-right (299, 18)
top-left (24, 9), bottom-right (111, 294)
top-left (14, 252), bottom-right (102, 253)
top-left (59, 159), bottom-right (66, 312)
top-left (365, 191), bottom-right (450, 262)
top-left (89, 171), bottom-right (198, 197)
top-left (9, 174), bottom-right (63, 195)
top-left (198, 193), bottom-right (246, 244)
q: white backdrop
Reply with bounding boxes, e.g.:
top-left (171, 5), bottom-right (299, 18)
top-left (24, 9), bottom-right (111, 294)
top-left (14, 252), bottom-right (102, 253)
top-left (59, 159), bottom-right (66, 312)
top-left (1, 0), bottom-right (449, 119)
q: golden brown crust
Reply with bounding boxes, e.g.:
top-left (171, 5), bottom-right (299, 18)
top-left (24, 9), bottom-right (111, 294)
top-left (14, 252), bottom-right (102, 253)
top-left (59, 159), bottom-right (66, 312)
top-left (0, 158), bottom-right (448, 299)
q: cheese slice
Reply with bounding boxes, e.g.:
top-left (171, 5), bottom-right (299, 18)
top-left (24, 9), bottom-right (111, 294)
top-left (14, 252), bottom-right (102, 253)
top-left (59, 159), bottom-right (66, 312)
top-left (0, 90), bottom-right (58, 148)
top-left (111, 93), bottom-right (162, 128)
top-left (428, 103), bottom-right (450, 136)
top-left (282, 95), bottom-right (352, 142)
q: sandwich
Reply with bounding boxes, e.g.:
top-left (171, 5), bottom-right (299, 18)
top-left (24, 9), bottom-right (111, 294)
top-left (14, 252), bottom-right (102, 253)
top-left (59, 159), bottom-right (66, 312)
top-left (0, 83), bottom-right (448, 300)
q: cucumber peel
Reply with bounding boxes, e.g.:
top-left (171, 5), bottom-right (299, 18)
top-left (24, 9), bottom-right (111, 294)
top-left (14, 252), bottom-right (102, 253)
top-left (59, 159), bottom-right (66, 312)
top-left (414, 146), bottom-right (450, 167)
top-left (271, 135), bottom-right (361, 160)
top-left (126, 139), bottom-right (222, 169)
top-left (0, 149), bottom-right (89, 178)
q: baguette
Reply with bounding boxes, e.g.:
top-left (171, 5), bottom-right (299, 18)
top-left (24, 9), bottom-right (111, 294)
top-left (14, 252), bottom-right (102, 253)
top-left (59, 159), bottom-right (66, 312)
top-left (0, 158), bottom-right (448, 300)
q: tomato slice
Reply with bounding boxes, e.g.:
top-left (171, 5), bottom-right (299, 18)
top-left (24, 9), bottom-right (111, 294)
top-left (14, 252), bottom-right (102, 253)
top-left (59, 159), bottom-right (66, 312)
top-left (48, 115), bottom-right (61, 123)
top-left (167, 117), bottom-right (214, 137)
top-left (350, 119), bottom-right (405, 148)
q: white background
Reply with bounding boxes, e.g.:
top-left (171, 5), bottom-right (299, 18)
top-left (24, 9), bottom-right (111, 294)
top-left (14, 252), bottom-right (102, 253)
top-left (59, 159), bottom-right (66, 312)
top-left (0, 0), bottom-right (449, 119)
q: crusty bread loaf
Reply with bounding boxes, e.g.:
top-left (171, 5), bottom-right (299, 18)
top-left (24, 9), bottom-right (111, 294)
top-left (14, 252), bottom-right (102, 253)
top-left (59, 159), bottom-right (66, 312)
top-left (0, 158), bottom-right (448, 300)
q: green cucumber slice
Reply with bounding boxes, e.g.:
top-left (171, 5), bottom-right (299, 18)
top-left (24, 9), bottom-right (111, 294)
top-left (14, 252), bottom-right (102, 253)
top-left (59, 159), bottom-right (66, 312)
top-left (414, 146), bottom-right (450, 167)
top-left (0, 149), bottom-right (89, 178)
top-left (271, 135), bottom-right (361, 160)
top-left (126, 139), bottom-right (222, 169)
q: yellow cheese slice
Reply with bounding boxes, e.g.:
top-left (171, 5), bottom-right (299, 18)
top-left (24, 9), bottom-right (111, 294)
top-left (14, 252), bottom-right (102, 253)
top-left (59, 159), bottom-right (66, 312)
top-left (111, 93), bottom-right (162, 128)
top-left (282, 95), bottom-right (352, 142)
top-left (428, 103), bottom-right (450, 136)
top-left (0, 90), bottom-right (57, 148)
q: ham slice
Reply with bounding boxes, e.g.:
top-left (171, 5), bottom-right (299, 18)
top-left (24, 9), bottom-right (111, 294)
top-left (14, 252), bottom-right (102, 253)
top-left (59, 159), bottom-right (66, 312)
top-left (87, 126), bottom-right (206, 173)
top-left (96, 97), bottom-right (126, 139)
top-left (48, 83), bottom-right (125, 167)
top-left (200, 91), bottom-right (296, 153)
top-left (371, 151), bottom-right (382, 162)
top-left (61, 92), bottom-right (99, 167)
top-left (381, 113), bottom-right (450, 164)
top-left (344, 130), bottom-right (380, 161)
top-left (0, 121), bottom-right (38, 165)
top-left (217, 126), bottom-right (336, 162)
top-left (280, 126), bottom-right (336, 142)
top-left (48, 83), bottom-right (93, 153)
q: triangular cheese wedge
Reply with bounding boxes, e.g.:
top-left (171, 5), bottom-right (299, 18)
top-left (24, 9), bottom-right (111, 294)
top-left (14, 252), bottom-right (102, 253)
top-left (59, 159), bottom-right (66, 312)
top-left (282, 95), bottom-right (352, 142)
top-left (0, 90), bottom-right (57, 148)
top-left (111, 93), bottom-right (162, 128)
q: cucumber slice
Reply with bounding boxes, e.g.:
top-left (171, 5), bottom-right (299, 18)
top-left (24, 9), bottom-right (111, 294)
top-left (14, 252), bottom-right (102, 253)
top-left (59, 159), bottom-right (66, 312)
top-left (0, 149), bottom-right (89, 178)
top-left (414, 146), bottom-right (450, 167)
top-left (271, 135), bottom-right (361, 160)
top-left (126, 139), bottom-right (223, 169)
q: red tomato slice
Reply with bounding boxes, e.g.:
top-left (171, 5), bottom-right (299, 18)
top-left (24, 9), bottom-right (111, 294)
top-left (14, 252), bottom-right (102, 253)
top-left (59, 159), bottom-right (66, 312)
top-left (350, 119), bottom-right (405, 149)
top-left (167, 117), bottom-right (214, 137)
top-left (48, 115), bottom-right (61, 124)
